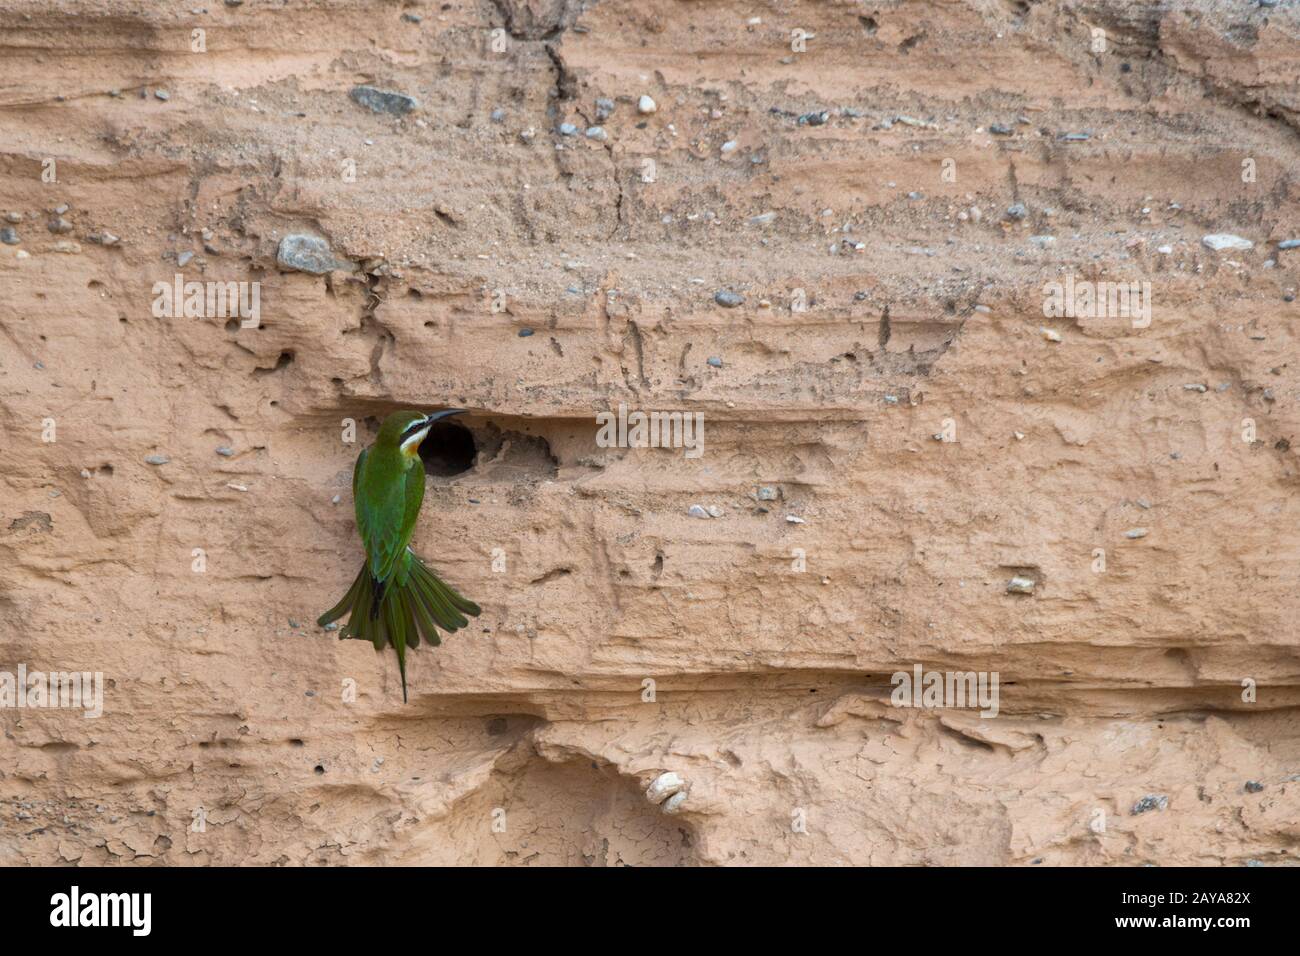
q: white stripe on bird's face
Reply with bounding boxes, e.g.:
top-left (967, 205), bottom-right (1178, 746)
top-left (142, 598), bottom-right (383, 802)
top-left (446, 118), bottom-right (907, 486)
top-left (400, 425), bottom-right (431, 457)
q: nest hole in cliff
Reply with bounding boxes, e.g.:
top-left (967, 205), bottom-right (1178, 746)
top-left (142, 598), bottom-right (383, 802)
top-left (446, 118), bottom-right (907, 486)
top-left (419, 420), bottom-right (478, 478)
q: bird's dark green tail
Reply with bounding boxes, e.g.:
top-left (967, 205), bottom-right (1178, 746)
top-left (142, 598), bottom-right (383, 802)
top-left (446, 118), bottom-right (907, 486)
top-left (317, 553), bottom-right (480, 702)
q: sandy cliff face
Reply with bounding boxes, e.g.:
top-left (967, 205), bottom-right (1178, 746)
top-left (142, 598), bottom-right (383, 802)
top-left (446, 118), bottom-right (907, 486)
top-left (1, 0), bottom-right (1298, 865)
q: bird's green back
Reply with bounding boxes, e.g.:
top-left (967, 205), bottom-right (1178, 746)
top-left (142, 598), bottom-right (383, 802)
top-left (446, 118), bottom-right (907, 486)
top-left (353, 445), bottom-right (425, 583)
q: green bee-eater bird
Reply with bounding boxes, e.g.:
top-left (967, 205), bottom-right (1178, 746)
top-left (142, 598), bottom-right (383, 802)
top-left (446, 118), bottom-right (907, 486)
top-left (317, 408), bottom-right (481, 702)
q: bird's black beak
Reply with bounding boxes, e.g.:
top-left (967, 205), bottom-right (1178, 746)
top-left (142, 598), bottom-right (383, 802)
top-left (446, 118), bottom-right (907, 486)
top-left (424, 408), bottom-right (466, 427)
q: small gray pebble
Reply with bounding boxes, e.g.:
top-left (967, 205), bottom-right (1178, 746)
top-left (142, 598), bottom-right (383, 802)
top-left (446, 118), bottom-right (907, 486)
top-left (349, 85), bottom-right (418, 116)
top-left (706, 356), bottom-right (723, 368)
top-left (277, 234), bottom-right (350, 274)
top-left (144, 454), bottom-right (170, 465)
top-left (714, 290), bottom-right (744, 308)
top-left (1131, 794), bottom-right (1168, 815)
